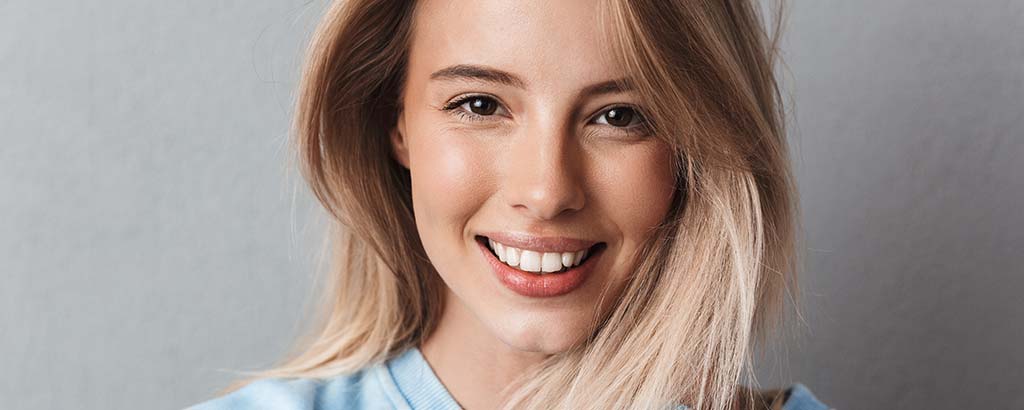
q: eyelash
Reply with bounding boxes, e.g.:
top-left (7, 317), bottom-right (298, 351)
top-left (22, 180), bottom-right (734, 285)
top-left (441, 96), bottom-right (505, 124)
top-left (440, 94), bottom-right (651, 135)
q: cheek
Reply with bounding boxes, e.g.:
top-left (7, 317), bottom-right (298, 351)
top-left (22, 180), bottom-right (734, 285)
top-left (595, 142), bottom-right (676, 241)
top-left (407, 127), bottom-right (494, 237)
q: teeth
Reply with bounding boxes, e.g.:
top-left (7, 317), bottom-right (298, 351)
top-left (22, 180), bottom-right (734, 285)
top-left (519, 250), bottom-right (542, 272)
top-left (493, 241), bottom-right (505, 261)
top-left (486, 238), bottom-right (590, 274)
top-left (541, 252), bottom-right (562, 272)
top-left (505, 246), bottom-right (520, 266)
top-left (561, 252), bottom-right (574, 267)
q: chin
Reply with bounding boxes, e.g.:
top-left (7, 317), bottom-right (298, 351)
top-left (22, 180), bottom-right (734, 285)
top-left (490, 309), bottom-right (593, 354)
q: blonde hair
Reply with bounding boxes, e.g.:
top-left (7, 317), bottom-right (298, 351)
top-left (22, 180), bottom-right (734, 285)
top-left (242, 0), bottom-right (798, 409)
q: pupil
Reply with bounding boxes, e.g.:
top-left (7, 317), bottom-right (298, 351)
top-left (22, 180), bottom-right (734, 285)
top-left (469, 98), bottom-right (497, 115)
top-left (606, 108), bottom-right (633, 127)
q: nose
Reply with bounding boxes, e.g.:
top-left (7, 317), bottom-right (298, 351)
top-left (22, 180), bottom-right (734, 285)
top-left (503, 119), bottom-right (586, 220)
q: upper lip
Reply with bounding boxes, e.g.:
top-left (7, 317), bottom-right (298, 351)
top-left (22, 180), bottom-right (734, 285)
top-left (478, 231), bottom-right (600, 253)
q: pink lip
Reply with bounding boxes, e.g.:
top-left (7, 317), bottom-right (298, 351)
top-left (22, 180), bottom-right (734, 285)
top-left (478, 231), bottom-right (599, 253)
top-left (476, 236), bottom-right (604, 298)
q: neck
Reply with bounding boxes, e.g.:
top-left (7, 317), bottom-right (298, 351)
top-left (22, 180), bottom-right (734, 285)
top-left (419, 288), bottom-right (551, 410)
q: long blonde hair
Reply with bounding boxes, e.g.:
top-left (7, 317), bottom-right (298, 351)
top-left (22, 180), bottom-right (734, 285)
top-left (246, 0), bottom-right (798, 409)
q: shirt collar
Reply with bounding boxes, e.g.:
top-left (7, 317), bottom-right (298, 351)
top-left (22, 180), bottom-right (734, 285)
top-left (386, 346), bottom-right (463, 410)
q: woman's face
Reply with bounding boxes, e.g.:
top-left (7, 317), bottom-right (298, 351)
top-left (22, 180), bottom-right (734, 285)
top-left (391, 0), bottom-right (676, 354)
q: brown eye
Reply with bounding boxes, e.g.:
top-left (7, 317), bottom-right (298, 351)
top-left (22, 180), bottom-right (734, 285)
top-left (603, 107), bottom-right (636, 127)
top-left (466, 96), bottom-right (498, 116)
top-left (441, 94), bottom-right (510, 123)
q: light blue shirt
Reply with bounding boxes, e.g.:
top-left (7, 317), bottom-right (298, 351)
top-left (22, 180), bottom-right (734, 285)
top-left (188, 346), bottom-right (829, 410)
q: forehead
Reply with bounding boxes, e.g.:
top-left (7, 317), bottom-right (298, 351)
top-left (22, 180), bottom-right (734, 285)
top-left (408, 0), bottom-right (621, 90)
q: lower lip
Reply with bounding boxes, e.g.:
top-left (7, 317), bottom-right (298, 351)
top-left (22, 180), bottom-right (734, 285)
top-left (476, 237), bottom-right (603, 298)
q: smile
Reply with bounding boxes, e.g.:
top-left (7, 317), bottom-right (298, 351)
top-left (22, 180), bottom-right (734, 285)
top-left (482, 237), bottom-right (595, 274)
top-left (474, 233), bottom-right (607, 298)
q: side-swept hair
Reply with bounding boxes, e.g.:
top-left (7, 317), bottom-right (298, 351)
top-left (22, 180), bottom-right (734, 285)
top-left (237, 1), bottom-right (798, 409)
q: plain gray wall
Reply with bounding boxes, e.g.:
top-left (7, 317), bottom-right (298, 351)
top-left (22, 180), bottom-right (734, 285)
top-left (2, 1), bottom-right (1021, 409)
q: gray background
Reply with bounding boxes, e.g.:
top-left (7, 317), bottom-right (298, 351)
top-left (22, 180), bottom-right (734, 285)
top-left (1, 1), bottom-right (1020, 409)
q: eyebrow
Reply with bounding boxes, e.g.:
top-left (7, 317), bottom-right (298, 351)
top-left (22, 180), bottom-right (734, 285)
top-left (430, 64), bottom-right (527, 89)
top-left (429, 64), bottom-right (634, 98)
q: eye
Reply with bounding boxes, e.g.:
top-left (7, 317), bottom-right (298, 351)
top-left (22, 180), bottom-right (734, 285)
top-left (463, 96), bottom-right (499, 115)
top-left (592, 105), bottom-right (648, 129)
top-left (441, 94), bottom-right (509, 122)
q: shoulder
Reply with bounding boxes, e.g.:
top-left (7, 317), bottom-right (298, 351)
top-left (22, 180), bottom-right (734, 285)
top-left (185, 366), bottom-right (400, 410)
top-left (186, 378), bottom-right (327, 410)
top-left (772, 383), bottom-right (831, 410)
top-left (733, 382), bottom-right (829, 410)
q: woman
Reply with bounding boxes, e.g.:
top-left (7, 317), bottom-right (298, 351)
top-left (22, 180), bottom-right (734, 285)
top-left (191, 0), bottom-right (829, 409)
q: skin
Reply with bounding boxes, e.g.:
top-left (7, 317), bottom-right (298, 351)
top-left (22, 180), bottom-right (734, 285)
top-left (389, 0), bottom-right (676, 408)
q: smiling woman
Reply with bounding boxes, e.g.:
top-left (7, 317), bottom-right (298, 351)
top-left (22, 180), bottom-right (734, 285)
top-left (188, 0), bottom-right (829, 409)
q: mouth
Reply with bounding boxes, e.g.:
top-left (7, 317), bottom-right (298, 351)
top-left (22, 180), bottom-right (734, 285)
top-left (474, 235), bottom-right (604, 274)
top-left (474, 234), bottom-right (606, 298)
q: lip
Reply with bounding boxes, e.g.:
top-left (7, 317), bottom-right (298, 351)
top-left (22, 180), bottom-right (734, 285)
top-left (475, 236), bottom-right (605, 298)
top-left (478, 231), bottom-right (599, 253)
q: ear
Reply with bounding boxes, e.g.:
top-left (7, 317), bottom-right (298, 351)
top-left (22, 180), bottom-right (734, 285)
top-left (389, 110), bottom-right (410, 169)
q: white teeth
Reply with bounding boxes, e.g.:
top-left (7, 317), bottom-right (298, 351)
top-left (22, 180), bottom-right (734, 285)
top-left (495, 243), bottom-right (506, 262)
top-left (519, 250), bottom-right (542, 272)
top-left (573, 249), bottom-right (586, 265)
top-left (505, 246), bottom-right (520, 266)
top-left (561, 252), bottom-right (574, 268)
top-left (541, 252), bottom-right (563, 272)
top-left (486, 238), bottom-right (591, 274)
top-left (488, 239), bottom-right (504, 262)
